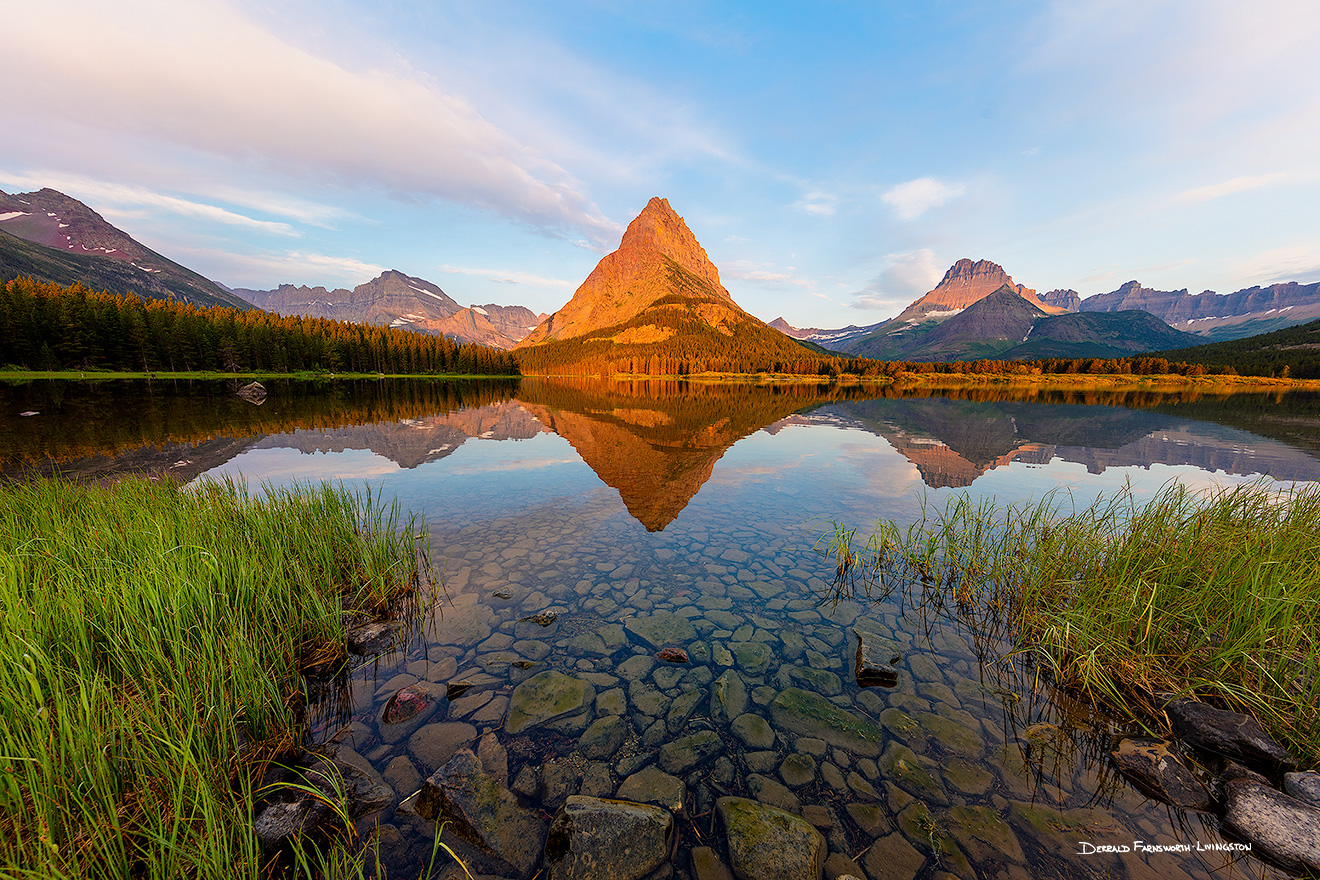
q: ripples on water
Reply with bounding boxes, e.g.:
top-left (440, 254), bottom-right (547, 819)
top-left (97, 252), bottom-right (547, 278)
top-left (5, 376), bottom-right (1317, 879)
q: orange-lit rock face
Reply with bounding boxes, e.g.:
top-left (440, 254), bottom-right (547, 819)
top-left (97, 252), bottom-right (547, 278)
top-left (894, 258), bottom-right (1062, 324)
top-left (521, 197), bottom-right (732, 344)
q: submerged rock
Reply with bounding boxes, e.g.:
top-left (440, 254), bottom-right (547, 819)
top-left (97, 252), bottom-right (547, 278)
top-left (381, 684), bottom-right (432, 724)
top-left (769, 687), bottom-right (883, 757)
top-left (656, 647), bottom-right (689, 663)
top-left (617, 766), bottom-right (686, 813)
top-left (346, 620), bottom-right (398, 655)
top-left (415, 749), bottom-right (547, 879)
top-left (1164, 697), bottom-right (1295, 772)
top-left (659, 730), bottom-right (725, 775)
top-left (1222, 779), bottom-right (1320, 873)
top-left (506, 670), bottom-right (595, 735)
top-left (1110, 737), bottom-right (1213, 811)
top-left (716, 796), bottom-right (824, 880)
top-left (545, 795), bottom-right (674, 880)
top-left (710, 670), bottom-right (748, 724)
top-left (625, 612), bottom-right (698, 649)
top-left (853, 628), bottom-right (900, 688)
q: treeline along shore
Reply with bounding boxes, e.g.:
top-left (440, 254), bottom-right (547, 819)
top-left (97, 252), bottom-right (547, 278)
top-left (0, 277), bottom-right (519, 376)
top-left (5, 277), bottom-right (1318, 383)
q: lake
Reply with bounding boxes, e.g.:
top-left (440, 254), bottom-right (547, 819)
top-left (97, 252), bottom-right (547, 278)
top-left (5, 376), bottom-right (1317, 880)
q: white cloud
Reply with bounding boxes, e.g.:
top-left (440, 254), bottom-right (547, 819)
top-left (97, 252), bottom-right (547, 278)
top-left (851, 249), bottom-right (942, 310)
top-left (1232, 244), bottom-right (1320, 286)
top-left (792, 191), bottom-right (838, 216)
top-left (1174, 173), bottom-right (1289, 205)
top-left (168, 245), bottom-right (386, 288)
top-left (724, 260), bottom-right (814, 289)
top-left (0, 170), bottom-right (297, 235)
top-left (881, 178), bottom-right (966, 220)
top-left (433, 265), bottom-right (574, 288)
top-left (0, 0), bottom-right (619, 247)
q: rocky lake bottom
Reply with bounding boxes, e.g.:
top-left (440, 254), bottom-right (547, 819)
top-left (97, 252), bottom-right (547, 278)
top-left (10, 378), bottom-right (1318, 879)
top-left (313, 508), bottom-right (1291, 880)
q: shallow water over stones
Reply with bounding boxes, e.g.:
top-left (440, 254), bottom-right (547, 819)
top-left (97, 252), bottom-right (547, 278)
top-left (19, 378), bottom-right (1308, 879)
top-left (313, 501), bottom-right (1296, 880)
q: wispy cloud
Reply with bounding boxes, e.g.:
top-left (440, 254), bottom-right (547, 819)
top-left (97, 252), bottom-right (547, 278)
top-left (0, 0), bottom-right (619, 247)
top-left (792, 190), bottom-right (838, 216)
top-left (881, 178), bottom-right (966, 220)
top-left (1232, 244), bottom-right (1320, 286)
top-left (1174, 173), bottom-right (1289, 205)
top-left (851, 249), bottom-right (942, 309)
top-left (433, 265), bottom-right (575, 288)
top-left (168, 245), bottom-right (385, 288)
top-left (724, 260), bottom-right (817, 290)
top-left (0, 170), bottom-right (298, 235)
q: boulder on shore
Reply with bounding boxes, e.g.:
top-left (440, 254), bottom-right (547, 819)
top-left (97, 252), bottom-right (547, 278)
top-left (1222, 779), bottom-right (1320, 873)
top-left (236, 381), bottom-right (267, 404)
top-left (1110, 737), bottom-right (1214, 811)
top-left (1163, 697), bottom-right (1295, 773)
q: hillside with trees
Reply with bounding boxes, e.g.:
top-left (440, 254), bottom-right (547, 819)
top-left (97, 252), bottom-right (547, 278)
top-left (0, 278), bottom-right (519, 375)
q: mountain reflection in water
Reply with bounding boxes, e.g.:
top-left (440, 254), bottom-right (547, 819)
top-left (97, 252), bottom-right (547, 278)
top-left (4, 378), bottom-right (1320, 530)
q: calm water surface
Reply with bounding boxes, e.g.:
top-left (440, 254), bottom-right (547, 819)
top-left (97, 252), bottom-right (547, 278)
top-left (6, 377), bottom-right (1319, 880)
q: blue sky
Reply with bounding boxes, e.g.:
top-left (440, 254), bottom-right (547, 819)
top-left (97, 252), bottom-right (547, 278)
top-left (3, 0), bottom-right (1318, 328)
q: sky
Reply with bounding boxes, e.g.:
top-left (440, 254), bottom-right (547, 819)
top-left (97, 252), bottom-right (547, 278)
top-left (3, 0), bottom-right (1319, 329)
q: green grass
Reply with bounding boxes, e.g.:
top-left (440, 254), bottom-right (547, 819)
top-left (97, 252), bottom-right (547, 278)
top-left (823, 481), bottom-right (1320, 764)
top-left (0, 477), bottom-right (433, 878)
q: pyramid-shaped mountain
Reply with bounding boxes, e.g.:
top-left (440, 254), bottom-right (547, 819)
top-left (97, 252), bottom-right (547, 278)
top-left (517, 198), bottom-right (826, 375)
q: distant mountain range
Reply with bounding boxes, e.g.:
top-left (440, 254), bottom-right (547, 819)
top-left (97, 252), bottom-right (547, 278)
top-left (8, 184), bottom-right (1320, 366)
top-left (0, 186), bottom-right (544, 349)
top-left (776, 260), bottom-right (1320, 360)
top-left (0, 187), bottom-right (251, 310)
top-left (232, 272), bottom-right (546, 350)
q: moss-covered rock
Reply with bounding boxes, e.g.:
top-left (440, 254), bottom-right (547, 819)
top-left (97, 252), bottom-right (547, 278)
top-left (716, 796), bottom-right (824, 880)
top-left (880, 743), bottom-right (948, 805)
top-left (506, 671), bottom-right (595, 735)
top-left (625, 612), bottom-right (698, 649)
top-left (769, 687), bottom-right (884, 757)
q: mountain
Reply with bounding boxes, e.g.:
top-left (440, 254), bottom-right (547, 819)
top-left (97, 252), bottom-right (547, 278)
top-left (516, 198), bottom-right (827, 375)
top-left (847, 286), bottom-right (1046, 361)
top-left (1076, 280), bottom-right (1320, 341)
top-left (233, 271), bottom-right (543, 349)
top-left (838, 259), bottom-right (1063, 358)
top-left (472, 304), bottom-right (546, 342)
top-left (1003, 310), bottom-right (1200, 360)
top-left (1041, 289), bottom-right (1081, 311)
top-left (843, 285), bottom-right (1199, 363)
top-left (769, 317), bottom-right (883, 349)
top-left (891, 258), bottom-right (1059, 325)
top-left (0, 187), bottom-right (250, 310)
top-left (1148, 316), bottom-right (1320, 379)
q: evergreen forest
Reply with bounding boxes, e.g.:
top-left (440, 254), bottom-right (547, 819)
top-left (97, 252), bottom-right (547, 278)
top-left (0, 278), bottom-right (520, 375)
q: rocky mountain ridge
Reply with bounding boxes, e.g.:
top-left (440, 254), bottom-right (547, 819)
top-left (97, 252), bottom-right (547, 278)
top-left (0, 187), bottom-right (251, 310)
top-left (516, 198), bottom-right (825, 375)
top-left (234, 271), bottom-right (546, 350)
top-left (521, 197), bottom-right (732, 345)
